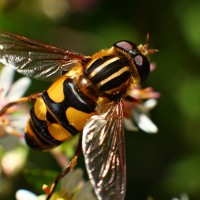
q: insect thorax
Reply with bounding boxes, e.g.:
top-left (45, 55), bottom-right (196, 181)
top-left (84, 48), bottom-right (135, 99)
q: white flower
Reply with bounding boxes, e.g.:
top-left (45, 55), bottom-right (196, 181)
top-left (124, 99), bottom-right (158, 134)
top-left (15, 169), bottom-right (97, 200)
top-left (134, 98), bottom-right (158, 133)
top-left (16, 189), bottom-right (37, 200)
top-left (0, 66), bottom-right (31, 138)
top-left (60, 168), bottom-right (96, 200)
top-left (123, 85), bottom-right (159, 134)
top-left (0, 66), bottom-right (31, 177)
top-left (1, 146), bottom-right (28, 176)
top-left (171, 193), bottom-right (190, 200)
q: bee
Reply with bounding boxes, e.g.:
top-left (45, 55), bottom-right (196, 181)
top-left (0, 31), bottom-right (157, 200)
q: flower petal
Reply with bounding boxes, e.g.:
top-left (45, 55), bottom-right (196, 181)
top-left (61, 169), bottom-right (84, 195)
top-left (74, 181), bottom-right (97, 200)
top-left (1, 147), bottom-right (27, 176)
top-left (150, 62), bottom-right (156, 72)
top-left (10, 115), bottom-right (29, 128)
top-left (16, 189), bottom-right (37, 200)
top-left (0, 67), bottom-right (14, 98)
top-left (134, 112), bottom-right (158, 134)
top-left (7, 77), bottom-right (31, 102)
top-left (171, 193), bottom-right (190, 200)
top-left (143, 99), bottom-right (157, 110)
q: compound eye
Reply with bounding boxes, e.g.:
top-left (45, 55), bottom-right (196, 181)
top-left (134, 55), bottom-right (143, 66)
top-left (133, 54), bottom-right (150, 83)
top-left (114, 41), bottom-right (137, 52)
top-left (114, 40), bottom-right (150, 83)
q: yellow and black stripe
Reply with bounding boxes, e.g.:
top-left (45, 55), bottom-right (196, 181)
top-left (25, 76), bottom-right (96, 150)
top-left (85, 53), bottom-right (131, 97)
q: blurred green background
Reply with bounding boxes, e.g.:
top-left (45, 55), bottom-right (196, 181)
top-left (0, 0), bottom-right (200, 199)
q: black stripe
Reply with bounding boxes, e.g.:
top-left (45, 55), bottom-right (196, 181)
top-left (46, 110), bottom-right (57, 123)
top-left (30, 108), bottom-right (62, 145)
top-left (25, 119), bottom-right (61, 150)
top-left (85, 55), bottom-right (113, 76)
top-left (42, 93), bottom-right (78, 135)
top-left (99, 71), bottom-right (130, 92)
top-left (63, 79), bottom-right (96, 112)
top-left (90, 59), bottom-right (126, 84)
top-left (42, 78), bottom-right (96, 134)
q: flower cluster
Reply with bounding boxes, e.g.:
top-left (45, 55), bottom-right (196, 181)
top-left (16, 169), bottom-right (97, 200)
top-left (0, 66), bottom-right (31, 138)
top-left (0, 66), bottom-right (31, 178)
top-left (171, 193), bottom-right (190, 200)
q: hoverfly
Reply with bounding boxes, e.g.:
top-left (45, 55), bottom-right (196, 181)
top-left (0, 31), bottom-right (157, 200)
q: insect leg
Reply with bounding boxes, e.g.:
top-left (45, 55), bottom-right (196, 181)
top-left (0, 93), bottom-right (41, 116)
top-left (45, 134), bottom-right (83, 200)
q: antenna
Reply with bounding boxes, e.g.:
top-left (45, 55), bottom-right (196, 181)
top-left (138, 33), bottom-right (158, 56)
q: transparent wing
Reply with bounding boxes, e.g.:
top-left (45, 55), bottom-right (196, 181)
top-left (82, 100), bottom-right (126, 200)
top-left (0, 31), bottom-right (88, 81)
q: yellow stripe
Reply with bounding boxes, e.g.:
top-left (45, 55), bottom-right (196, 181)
top-left (47, 123), bottom-right (72, 142)
top-left (47, 76), bottom-right (66, 103)
top-left (34, 97), bottom-right (47, 120)
top-left (97, 66), bottom-right (129, 87)
top-left (66, 107), bottom-right (94, 131)
top-left (89, 57), bottom-right (120, 78)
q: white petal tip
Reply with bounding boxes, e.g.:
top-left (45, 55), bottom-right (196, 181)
top-left (144, 99), bottom-right (157, 109)
top-left (7, 77), bottom-right (31, 101)
top-left (16, 189), bottom-right (37, 200)
top-left (138, 114), bottom-right (158, 134)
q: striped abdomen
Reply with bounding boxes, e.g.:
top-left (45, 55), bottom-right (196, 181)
top-left (85, 53), bottom-right (131, 97)
top-left (25, 75), bottom-right (96, 150)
